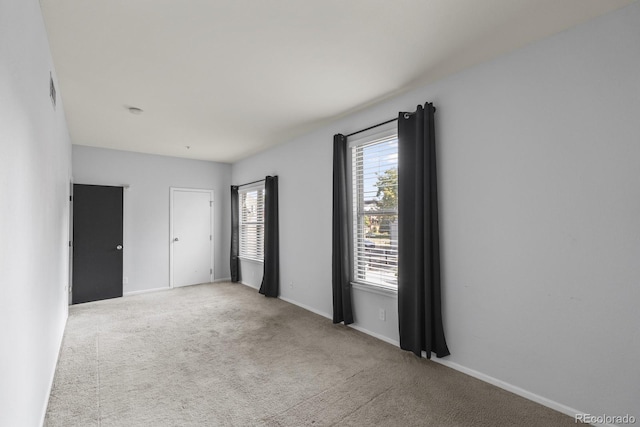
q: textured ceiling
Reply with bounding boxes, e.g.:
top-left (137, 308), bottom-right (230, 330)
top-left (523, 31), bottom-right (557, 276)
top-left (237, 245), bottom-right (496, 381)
top-left (41, 0), bottom-right (631, 163)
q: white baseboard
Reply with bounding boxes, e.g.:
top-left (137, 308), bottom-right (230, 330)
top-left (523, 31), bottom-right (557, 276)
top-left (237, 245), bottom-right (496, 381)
top-left (278, 295), bottom-right (333, 320)
top-left (429, 357), bottom-right (589, 423)
top-left (125, 279), bottom-right (231, 296)
top-left (236, 283), bottom-right (334, 321)
top-left (123, 286), bottom-right (169, 296)
top-left (40, 308), bottom-right (68, 427)
top-left (348, 323), bottom-right (400, 347)
top-left (352, 327), bottom-right (589, 423)
top-left (275, 295), bottom-right (399, 350)
top-left (239, 280), bottom-right (259, 290)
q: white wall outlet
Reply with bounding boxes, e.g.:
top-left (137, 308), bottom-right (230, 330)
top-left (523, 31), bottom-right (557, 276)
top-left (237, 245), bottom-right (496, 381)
top-left (289, 281), bottom-right (293, 288)
top-left (379, 308), bottom-right (386, 321)
top-left (123, 277), bottom-right (128, 284)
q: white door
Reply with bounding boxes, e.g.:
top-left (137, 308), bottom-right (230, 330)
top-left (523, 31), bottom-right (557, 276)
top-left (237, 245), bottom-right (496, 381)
top-left (171, 188), bottom-right (213, 287)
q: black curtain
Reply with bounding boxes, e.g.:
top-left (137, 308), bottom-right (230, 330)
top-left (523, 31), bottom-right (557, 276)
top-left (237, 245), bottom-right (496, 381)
top-left (230, 185), bottom-right (240, 282)
top-left (331, 134), bottom-right (354, 324)
top-left (259, 176), bottom-right (279, 297)
top-left (398, 103), bottom-right (450, 359)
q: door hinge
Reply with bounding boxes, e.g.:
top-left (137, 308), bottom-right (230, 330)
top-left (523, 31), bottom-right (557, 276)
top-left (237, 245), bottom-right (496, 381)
top-left (69, 195), bottom-right (73, 201)
top-left (210, 268), bottom-right (213, 275)
top-left (210, 235), bottom-right (212, 240)
top-left (69, 241), bottom-right (72, 247)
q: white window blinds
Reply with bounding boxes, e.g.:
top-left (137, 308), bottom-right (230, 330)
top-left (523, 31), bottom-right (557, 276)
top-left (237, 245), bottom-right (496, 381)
top-left (239, 186), bottom-right (264, 261)
top-left (351, 135), bottom-right (398, 288)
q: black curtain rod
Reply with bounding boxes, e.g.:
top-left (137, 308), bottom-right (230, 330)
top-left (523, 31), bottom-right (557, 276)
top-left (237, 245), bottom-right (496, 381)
top-left (235, 178), bottom-right (265, 188)
top-left (346, 118), bottom-right (397, 138)
top-left (345, 106), bottom-right (436, 139)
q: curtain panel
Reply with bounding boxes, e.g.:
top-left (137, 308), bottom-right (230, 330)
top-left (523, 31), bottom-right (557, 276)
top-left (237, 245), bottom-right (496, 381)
top-left (331, 134), bottom-right (354, 324)
top-left (259, 176), bottom-right (279, 297)
top-left (230, 185), bottom-right (240, 282)
top-left (397, 103), bottom-right (450, 358)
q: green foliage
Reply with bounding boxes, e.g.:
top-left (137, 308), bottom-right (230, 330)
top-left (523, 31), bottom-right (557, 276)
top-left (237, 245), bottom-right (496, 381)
top-left (375, 168), bottom-right (398, 211)
top-left (375, 168), bottom-right (398, 235)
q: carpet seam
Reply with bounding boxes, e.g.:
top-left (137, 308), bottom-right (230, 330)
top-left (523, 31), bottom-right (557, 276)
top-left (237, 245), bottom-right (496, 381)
top-left (258, 368), bottom-right (369, 424)
top-left (328, 385), bottom-right (393, 427)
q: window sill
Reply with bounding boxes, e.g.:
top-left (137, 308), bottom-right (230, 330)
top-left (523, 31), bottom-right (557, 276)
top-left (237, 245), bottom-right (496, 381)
top-left (351, 281), bottom-right (398, 297)
top-left (238, 257), bottom-right (264, 264)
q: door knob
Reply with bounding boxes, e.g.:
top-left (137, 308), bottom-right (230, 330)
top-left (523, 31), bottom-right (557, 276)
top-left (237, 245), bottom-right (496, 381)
top-left (174, 237), bottom-right (179, 242)
top-left (116, 245), bottom-right (123, 250)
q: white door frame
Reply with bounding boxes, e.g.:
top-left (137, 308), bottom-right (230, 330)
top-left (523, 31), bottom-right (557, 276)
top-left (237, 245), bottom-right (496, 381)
top-left (169, 187), bottom-right (214, 288)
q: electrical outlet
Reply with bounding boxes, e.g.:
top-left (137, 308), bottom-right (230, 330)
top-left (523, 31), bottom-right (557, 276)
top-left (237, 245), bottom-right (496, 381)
top-left (378, 308), bottom-right (386, 321)
top-left (289, 281), bottom-right (293, 288)
top-left (123, 277), bottom-right (129, 284)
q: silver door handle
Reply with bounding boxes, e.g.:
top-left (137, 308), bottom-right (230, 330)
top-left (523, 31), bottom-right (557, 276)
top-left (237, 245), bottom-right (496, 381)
top-left (174, 238), bottom-right (179, 242)
top-left (116, 245), bottom-right (123, 250)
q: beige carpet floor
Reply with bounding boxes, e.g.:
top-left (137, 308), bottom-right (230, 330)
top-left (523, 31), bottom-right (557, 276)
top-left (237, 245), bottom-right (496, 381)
top-left (45, 282), bottom-right (578, 426)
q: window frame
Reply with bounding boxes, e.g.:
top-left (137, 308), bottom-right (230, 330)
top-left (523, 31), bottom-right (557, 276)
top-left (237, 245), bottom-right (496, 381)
top-left (347, 121), bottom-right (399, 293)
top-left (238, 183), bottom-right (265, 263)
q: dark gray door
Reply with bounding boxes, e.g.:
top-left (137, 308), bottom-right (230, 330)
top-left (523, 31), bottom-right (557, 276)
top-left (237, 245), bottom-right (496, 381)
top-left (72, 184), bottom-right (123, 304)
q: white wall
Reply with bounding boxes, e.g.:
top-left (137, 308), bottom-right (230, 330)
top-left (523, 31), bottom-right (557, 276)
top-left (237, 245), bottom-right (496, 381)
top-left (0, 1), bottom-right (72, 425)
top-left (232, 2), bottom-right (640, 421)
top-left (72, 146), bottom-right (231, 293)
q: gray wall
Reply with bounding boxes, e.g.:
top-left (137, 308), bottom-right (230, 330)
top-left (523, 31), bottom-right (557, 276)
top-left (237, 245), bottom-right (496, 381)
top-left (233, 136), bottom-right (334, 315)
top-left (232, 2), bottom-right (640, 420)
top-left (0, 1), bottom-right (72, 425)
top-left (72, 146), bottom-right (232, 293)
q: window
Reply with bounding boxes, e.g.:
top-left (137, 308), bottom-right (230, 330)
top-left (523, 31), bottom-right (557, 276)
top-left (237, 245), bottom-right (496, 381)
top-left (350, 124), bottom-right (398, 289)
top-left (239, 185), bottom-right (265, 261)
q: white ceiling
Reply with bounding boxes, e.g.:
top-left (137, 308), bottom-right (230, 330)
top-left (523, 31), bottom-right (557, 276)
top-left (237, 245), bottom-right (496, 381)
top-left (41, 0), bottom-right (631, 163)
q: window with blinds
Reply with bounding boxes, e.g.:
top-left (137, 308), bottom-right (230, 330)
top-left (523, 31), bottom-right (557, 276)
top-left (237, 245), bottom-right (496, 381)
top-left (239, 186), bottom-right (265, 261)
top-left (351, 131), bottom-right (398, 289)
